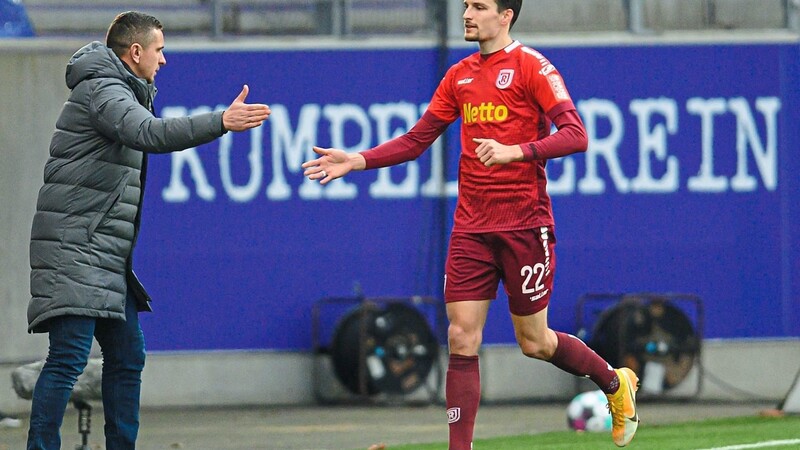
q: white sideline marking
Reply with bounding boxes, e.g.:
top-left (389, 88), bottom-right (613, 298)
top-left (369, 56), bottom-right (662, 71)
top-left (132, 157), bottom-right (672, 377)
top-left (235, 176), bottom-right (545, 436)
top-left (697, 439), bottom-right (800, 450)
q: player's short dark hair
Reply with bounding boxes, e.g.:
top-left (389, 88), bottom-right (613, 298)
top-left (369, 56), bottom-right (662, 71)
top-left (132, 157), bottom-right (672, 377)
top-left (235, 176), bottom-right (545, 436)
top-left (106, 11), bottom-right (163, 58)
top-left (496, 0), bottom-right (522, 29)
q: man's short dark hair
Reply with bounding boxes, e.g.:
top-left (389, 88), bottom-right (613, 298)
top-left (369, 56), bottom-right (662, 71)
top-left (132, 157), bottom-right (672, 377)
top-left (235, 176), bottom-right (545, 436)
top-left (106, 11), bottom-right (163, 57)
top-left (496, 0), bottom-right (522, 29)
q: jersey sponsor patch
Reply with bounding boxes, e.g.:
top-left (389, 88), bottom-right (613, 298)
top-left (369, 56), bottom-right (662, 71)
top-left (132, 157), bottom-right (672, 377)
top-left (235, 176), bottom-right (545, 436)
top-left (462, 102), bottom-right (509, 124)
top-left (547, 74), bottom-right (570, 100)
top-left (496, 69), bottom-right (514, 89)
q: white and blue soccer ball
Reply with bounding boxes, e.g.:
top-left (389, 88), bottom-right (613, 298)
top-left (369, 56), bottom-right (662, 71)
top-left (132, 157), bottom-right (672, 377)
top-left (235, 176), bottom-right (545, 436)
top-left (566, 389), bottom-right (612, 432)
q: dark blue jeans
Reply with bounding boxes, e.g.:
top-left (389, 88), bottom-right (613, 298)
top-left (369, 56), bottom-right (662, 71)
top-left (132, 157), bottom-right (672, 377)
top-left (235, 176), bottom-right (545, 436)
top-left (27, 293), bottom-right (145, 450)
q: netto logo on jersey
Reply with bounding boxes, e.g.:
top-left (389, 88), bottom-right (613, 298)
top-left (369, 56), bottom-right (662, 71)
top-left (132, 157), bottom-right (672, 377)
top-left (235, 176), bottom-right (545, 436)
top-left (462, 102), bottom-right (509, 124)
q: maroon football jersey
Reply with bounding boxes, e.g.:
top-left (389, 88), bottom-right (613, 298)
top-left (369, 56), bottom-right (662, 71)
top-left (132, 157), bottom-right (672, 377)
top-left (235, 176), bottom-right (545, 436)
top-left (427, 41), bottom-right (577, 233)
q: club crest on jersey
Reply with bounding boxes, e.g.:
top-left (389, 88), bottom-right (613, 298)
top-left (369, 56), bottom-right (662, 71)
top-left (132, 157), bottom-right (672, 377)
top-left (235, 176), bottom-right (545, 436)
top-left (496, 69), bottom-right (514, 89)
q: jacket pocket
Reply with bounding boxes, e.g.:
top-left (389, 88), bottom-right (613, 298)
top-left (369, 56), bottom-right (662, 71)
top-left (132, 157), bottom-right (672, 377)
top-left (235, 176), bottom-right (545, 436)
top-left (87, 177), bottom-right (127, 241)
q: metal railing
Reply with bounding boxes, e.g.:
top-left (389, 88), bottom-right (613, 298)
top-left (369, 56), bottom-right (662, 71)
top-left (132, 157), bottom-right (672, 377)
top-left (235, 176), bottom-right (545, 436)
top-left (18, 0), bottom-right (800, 39)
top-left (206, 0), bottom-right (435, 38)
top-left (624, 0), bottom-right (800, 34)
top-left (789, 0), bottom-right (800, 31)
top-left (208, 0), bottom-right (800, 38)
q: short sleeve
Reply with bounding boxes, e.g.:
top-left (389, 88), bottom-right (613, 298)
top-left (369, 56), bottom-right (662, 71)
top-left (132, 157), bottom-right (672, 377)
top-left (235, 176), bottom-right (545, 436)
top-left (426, 66), bottom-right (461, 123)
top-left (524, 49), bottom-right (574, 116)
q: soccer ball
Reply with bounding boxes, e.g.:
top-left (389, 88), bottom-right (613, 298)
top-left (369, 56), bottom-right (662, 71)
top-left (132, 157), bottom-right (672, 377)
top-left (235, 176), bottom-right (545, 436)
top-left (566, 389), bottom-right (612, 432)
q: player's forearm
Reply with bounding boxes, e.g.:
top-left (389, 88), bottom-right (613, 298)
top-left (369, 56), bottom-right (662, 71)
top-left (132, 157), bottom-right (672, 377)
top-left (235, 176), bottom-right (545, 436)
top-left (521, 109), bottom-right (588, 161)
top-left (348, 152), bottom-right (367, 171)
top-left (360, 111), bottom-right (447, 170)
top-left (511, 144), bottom-right (525, 162)
top-left (360, 138), bottom-right (423, 169)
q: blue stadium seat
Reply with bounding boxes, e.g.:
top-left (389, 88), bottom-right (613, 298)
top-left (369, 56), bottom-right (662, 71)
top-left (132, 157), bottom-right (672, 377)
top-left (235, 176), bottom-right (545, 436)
top-left (0, 0), bottom-right (34, 37)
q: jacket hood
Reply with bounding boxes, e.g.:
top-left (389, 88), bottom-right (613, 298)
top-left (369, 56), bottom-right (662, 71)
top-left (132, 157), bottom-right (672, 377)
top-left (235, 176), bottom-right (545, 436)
top-left (65, 41), bottom-right (155, 104)
top-left (65, 41), bottom-right (131, 89)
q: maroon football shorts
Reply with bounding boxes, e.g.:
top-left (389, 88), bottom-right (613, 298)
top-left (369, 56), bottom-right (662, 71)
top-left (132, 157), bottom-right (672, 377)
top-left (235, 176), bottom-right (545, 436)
top-left (444, 227), bottom-right (556, 316)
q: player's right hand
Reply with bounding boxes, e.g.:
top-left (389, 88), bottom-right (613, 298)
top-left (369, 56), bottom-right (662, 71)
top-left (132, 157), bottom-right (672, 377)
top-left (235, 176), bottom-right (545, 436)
top-left (302, 146), bottom-right (364, 185)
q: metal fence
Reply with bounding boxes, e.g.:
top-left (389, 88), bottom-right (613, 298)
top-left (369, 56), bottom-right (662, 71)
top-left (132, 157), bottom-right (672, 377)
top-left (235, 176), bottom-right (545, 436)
top-left (625, 0), bottom-right (800, 33)
top-left (206, 0), bottom-right (436, 37)
top-left (18, 0), bottom-right (800, 38)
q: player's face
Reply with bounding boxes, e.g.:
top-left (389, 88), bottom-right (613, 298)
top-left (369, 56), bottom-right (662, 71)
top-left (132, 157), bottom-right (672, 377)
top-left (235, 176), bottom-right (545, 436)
top-left (463, 0), bottom-right (510, 43)
top-left (132, 28), bottom-right (166, 84)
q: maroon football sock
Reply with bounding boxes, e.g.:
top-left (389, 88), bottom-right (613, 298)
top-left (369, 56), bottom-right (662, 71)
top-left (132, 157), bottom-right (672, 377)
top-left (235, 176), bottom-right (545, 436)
top-left (446, 354), bottom-right (480, 450)
top-left (549, 331), bottom-right (619, 394)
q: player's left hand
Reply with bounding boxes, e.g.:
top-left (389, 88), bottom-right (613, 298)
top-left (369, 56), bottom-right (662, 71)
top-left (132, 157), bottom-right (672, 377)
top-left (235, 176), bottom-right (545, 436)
top-left (473, 138), bottom-right (523, 167)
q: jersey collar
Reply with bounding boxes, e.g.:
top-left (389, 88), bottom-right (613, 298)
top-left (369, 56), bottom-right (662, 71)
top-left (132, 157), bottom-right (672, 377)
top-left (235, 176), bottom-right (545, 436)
top-left (504, 40), bottom-right (522, 53)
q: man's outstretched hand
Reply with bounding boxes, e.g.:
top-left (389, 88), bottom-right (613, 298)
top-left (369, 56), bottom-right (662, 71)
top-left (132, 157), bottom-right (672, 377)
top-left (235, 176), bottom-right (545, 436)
top-left (222, 85), bottom-right (271, 132)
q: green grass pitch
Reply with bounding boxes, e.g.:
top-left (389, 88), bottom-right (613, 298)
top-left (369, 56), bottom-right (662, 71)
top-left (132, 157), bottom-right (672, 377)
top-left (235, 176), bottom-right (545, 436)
top-left (382, 415), bottom-right (800, 450)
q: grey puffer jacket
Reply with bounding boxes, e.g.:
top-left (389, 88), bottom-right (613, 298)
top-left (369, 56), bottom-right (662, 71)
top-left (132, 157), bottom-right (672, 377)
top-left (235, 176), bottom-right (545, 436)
top-left (28, 41), bottom-right (226, 332)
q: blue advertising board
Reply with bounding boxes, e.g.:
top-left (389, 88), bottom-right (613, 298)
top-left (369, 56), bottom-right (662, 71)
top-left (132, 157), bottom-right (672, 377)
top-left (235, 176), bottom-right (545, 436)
top-left (136, 41), bottom-right (799, 351)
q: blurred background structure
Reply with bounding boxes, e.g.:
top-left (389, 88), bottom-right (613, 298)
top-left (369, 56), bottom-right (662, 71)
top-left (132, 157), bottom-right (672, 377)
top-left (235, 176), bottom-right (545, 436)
top-left (11, 0), bottom-right (800, 38)
top-left (1, 0), bottom-right (798, 433)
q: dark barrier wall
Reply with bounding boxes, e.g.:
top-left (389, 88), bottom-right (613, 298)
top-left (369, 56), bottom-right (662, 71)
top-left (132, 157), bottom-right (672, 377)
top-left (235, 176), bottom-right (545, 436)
top-left (136, 42), bottom-right (799, 351)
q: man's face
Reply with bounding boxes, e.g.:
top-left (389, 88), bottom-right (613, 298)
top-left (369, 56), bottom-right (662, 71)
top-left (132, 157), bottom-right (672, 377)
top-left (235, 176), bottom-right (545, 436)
top-left (133, 28), bottom-right (166, 83)
top-left (463, 0), bottom-right (508, 42)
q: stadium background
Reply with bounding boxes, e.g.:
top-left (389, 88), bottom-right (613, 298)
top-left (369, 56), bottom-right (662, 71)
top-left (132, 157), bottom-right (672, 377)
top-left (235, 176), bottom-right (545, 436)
top-left (1, 0), bottom-right (798, 413)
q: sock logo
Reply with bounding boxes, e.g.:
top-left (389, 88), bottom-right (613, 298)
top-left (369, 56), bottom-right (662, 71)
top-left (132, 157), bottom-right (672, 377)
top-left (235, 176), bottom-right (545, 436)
top-left (446, 407), bottom-right (461, 424)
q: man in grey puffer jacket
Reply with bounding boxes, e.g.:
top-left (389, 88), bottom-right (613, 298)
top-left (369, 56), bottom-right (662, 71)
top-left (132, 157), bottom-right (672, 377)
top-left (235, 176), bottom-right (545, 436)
top-left (26, 11), bottom-right (270, 450)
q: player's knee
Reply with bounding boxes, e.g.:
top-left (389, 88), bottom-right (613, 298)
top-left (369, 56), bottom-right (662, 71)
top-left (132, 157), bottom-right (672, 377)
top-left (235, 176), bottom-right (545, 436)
top-left (448, 323), bottom-right (481, 355)
top-left (518, 337), bottom-right (552, 360)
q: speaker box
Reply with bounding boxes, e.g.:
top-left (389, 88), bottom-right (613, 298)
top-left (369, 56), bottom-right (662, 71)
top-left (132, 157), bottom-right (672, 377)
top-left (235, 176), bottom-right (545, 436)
top-left (312, 296), bottom-right (446, 404)
top-left (575, 293), bottom-right (704, 399)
